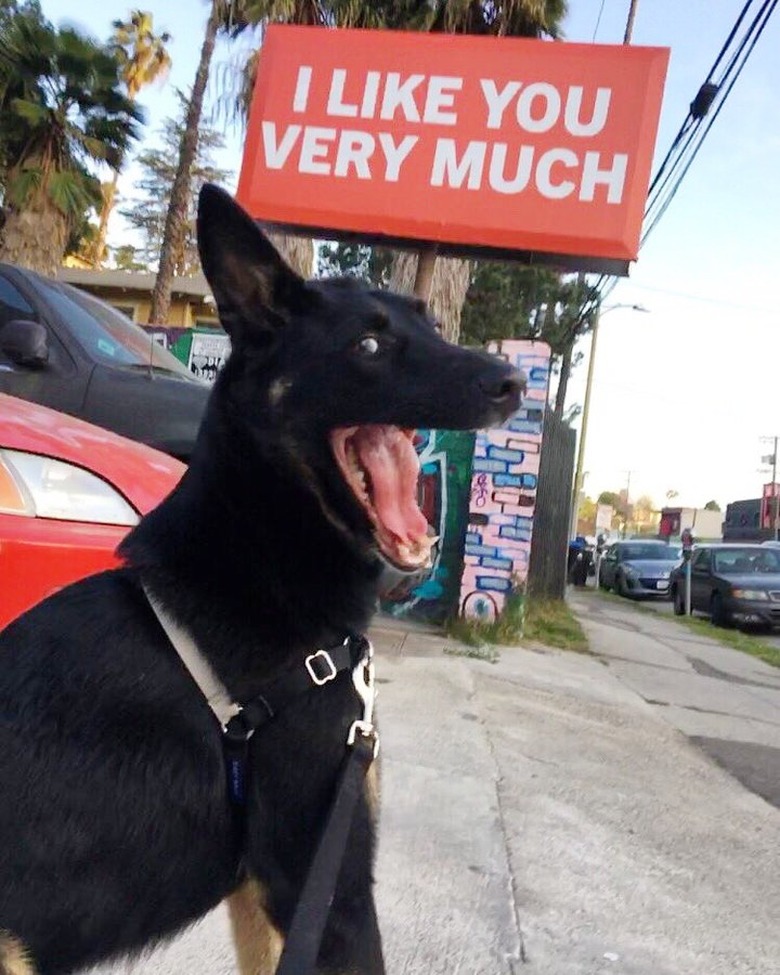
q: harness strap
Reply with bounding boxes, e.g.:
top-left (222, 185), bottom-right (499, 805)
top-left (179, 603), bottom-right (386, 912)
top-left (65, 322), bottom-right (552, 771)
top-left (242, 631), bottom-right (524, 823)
top-left (276, 734), bottom-right (376, 975)
top-left (145, 588), bottom-right (240, 727)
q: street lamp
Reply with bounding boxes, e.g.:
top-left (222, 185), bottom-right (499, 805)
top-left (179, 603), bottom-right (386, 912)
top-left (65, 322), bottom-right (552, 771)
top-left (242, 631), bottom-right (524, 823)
top-left (569, 302), bottom-right (649, 538)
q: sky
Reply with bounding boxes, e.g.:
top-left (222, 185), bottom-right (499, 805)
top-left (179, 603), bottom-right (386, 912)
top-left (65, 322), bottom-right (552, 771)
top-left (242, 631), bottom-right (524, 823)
top-left (37, 0), bottom-right (780, 512)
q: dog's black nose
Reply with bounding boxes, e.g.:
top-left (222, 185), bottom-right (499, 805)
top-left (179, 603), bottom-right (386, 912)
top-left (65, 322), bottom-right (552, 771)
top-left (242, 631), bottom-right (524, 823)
top-left (479, 369), bottom-right (525, 408)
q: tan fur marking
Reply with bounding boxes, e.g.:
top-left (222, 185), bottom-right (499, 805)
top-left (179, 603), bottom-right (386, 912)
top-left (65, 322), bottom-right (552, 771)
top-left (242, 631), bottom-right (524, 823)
top-left (0, 934), bottom-right (37, 975)
top-left (365, 758), bottom-right (381, 818)
top-left (227, 878), bottom-right (284, 975)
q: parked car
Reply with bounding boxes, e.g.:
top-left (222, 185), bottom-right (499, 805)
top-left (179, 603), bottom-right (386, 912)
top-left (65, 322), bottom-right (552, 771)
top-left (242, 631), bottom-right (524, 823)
top-left (0, 263), bottom-right (211, 461)
top-left (598, 539), bottom-right (681, 599)
top-left (0, 393), bottom-right (184, 630)
top-left (669, 543), bottom-right (780, 628)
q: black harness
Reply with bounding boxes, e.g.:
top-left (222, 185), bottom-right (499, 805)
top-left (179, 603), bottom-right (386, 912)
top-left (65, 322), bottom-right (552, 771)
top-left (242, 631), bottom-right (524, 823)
top-left (145, 591), bottom-right (379, 975)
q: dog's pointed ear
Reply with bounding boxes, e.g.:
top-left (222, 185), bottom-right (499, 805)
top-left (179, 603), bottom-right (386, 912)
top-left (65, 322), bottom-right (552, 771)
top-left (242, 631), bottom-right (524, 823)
top-left (197, 184), bottom-right (308, 341)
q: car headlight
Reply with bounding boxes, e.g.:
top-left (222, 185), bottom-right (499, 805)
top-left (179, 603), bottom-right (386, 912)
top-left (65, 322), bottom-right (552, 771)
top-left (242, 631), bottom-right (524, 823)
top-left (731, 588), bottom-right (769, 601)
top-left (0, 449), bottom-right (139, 527)
top-left (623, 565), bottom-right (638, 577)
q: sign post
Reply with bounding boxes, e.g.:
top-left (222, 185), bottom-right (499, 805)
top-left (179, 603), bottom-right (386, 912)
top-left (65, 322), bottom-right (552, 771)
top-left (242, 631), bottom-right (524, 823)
top-left (681, 527), bottom-right (694, 616)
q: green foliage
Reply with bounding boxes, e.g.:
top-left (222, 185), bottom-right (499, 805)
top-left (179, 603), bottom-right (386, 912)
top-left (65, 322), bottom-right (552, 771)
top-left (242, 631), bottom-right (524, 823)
top-left (461, 262), bottom-right (599, 355)
top-left (218, 1), bottom-right (567, 124)
top-left (119, 89), bottom-right (231, 272)
top-left (0, 3), bottom-right (141, 223)
top-left (111, 242), bottom-right (146, 271)
top-left (704, 500), bottom-right (721, 512)
top-left (317, 241), bottom-right (393, 287)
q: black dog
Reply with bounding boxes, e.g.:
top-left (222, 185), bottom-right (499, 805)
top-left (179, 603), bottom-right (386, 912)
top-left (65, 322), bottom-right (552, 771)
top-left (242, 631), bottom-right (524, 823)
top-left (0, 185), bottom-right (521, 975)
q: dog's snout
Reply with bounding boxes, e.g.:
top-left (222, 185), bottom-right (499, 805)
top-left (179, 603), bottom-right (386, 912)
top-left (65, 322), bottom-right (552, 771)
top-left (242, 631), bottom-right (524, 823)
top-left (479, 369), bottom-right (525, 408)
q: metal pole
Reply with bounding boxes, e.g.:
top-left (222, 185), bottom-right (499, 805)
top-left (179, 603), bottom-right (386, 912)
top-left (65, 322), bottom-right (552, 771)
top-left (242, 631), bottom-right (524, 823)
top-left (622, 469), bottom-right (632, 538)
top-left (623, 0), bottom-right (640, 43)
top-left (570, 311), bottom-right (600, 537)
top-left (773, 436), bottom-right (779, 541)
top-left (685, 557), bottom-right (692, 616)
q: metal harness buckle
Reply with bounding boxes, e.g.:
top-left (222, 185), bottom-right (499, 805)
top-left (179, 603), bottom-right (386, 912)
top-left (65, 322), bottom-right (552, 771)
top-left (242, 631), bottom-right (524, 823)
top-left (348, 640), bottom-right (379, 758)
top-left (305, 649), bottom-right (338, 686)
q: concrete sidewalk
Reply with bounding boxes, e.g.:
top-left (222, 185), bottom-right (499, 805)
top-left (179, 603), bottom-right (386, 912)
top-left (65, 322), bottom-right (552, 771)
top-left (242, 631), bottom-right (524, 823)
top-left (91, 618), bottom-right (780, 975)
top-left (570, 589), bottom-right (780, 808)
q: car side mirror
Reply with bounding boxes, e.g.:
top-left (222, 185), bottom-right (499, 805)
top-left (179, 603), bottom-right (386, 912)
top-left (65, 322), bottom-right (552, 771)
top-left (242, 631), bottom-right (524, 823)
top-left (0, 319), bottom-right (49, 368)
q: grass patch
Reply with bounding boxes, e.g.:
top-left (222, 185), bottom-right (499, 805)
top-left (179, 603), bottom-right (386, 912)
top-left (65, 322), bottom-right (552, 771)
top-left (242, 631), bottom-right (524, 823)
top-left (523, 597), bottom-right (589, 652)
top-left (446, 595), bottom-right (588, 654)
top-left (672, 614), bottom-right (780, 668)
top-left (589, 588), bottom-right (780, 668)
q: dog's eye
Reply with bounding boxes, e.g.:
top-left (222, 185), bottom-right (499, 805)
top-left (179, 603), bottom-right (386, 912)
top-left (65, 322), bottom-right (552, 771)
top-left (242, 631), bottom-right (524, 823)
top-left (357, 335), bottom-right (380, 356)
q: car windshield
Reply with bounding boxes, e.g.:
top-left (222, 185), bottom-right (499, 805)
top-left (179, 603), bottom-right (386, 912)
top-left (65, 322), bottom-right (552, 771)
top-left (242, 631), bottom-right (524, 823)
top-left (621, 544), bottom-right (678, 561)
top-left (39, 280), bottom-right (202, 380)
top-left (713, 548), bottom-right (780, 574)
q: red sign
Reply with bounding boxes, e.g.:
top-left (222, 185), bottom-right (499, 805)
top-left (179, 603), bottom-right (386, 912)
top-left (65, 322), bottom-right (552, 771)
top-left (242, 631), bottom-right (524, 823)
top-left (238, 26), bottom-right (669, 274)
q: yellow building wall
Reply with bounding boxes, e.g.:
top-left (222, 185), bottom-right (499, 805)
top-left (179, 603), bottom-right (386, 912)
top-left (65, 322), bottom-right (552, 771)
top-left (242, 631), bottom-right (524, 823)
top-left (82, 287), bottom-right (218, 328)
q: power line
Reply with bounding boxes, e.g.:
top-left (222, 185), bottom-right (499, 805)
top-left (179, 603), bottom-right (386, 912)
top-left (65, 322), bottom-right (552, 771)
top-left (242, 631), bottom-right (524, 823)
top-left (592, 0), bottom-right (607, 42)
top-left (585, 0), bottom-right (778, 310)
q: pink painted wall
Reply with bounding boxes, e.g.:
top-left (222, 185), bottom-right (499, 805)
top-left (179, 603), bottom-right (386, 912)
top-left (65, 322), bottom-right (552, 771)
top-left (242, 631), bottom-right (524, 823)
top-left (459, 340), bottom-right (551, 622)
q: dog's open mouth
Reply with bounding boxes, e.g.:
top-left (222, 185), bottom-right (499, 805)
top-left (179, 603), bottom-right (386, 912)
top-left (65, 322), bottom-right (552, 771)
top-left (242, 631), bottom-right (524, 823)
top-left (330, 425), bottom-right (435, 571)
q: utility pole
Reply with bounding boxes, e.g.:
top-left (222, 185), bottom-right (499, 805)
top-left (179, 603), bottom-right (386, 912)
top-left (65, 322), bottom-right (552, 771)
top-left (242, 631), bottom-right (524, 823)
top-left (623, 0), bottom-right (640, 44)
top-left (623, 470), bottom-right (633, 538)
top-left (760, 436), bottom-right (779, 541)
top-left (568, 6), bottom-right (641, 538)
top-left (773, 436), bottom-right (779, 542)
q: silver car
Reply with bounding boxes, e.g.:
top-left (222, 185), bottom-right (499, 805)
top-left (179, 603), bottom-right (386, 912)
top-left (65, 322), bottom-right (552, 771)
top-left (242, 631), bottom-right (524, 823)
top-left (599, 540), bottom-right (682, 599)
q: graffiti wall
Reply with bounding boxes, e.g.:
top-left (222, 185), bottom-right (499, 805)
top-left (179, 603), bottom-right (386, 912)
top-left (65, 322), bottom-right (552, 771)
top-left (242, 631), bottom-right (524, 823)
top-left (381, 428), bottom-right (475, 625)
top-left (459, 340), bottom-right (551, 622)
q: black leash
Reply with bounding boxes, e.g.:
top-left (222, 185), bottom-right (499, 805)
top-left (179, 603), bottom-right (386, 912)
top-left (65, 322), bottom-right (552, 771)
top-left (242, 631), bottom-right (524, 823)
top-left (223, 635), bottom-right (379, 975)
top-left (276, 730), bottom-right (377, 975)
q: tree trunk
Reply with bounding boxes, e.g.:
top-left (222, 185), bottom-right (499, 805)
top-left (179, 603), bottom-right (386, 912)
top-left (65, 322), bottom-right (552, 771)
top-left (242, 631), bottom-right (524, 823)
top-left (0, 199), bottom-right (68, 276)
top-left (269, 232), bottom-right (313, 279)
top-left (555, 341), bottom-right (573, 415)
top-left (92, 171), bottom-right (120, 267)
top-left (149, 1), bottom-right (220, 324)
top-left (389, 251), bottom-right (471, 344)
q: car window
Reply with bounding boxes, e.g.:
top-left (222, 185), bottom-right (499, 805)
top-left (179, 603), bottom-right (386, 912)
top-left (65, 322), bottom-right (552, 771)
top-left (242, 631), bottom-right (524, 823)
top-left (0, 274), bottom-right (37, 328)
top-left (37, 280), bottom-right (199, 379)
top-left (620, 543), bottom-right (678, 561)
top-left (714, 548), bottom-right (780, 574)
top-left (692, 549), bottom-right (711, 571)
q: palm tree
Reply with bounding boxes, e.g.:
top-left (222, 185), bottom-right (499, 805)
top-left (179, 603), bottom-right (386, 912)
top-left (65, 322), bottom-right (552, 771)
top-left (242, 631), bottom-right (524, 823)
top-left (219, 1), bottom-right (568, 338)
top-left (149, 0), bottom-right (223, 324)
top-left (92, 9), bottom-right (172, 266)
top-left (0, 8), bottom-right (142, 275)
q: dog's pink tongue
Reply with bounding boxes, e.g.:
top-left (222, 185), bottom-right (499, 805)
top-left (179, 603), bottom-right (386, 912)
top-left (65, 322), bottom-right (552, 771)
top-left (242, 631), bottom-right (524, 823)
top-left (355, 426), bottom-right (428, 541)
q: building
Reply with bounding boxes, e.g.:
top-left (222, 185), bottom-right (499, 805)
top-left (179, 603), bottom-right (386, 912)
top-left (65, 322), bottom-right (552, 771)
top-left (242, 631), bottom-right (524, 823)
top-left (658, 506), bottom-right (723, 542)
top-left (722, 485), bottom-right (780, 542)
top-left (56, 267), bottom-right (218, 329)
top-left (722, 498), bottom-right (762, 542)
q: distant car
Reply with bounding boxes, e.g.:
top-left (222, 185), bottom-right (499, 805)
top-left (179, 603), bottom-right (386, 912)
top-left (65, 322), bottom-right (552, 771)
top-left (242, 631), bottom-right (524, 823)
top-left (0, 263), bottom-right (211, 461)
top-left (598, 540), bottom-right (681, 599)
top-left (0, 393), bottom-right (184, 630)
top-left (670, 543), bottom-right (780, 628)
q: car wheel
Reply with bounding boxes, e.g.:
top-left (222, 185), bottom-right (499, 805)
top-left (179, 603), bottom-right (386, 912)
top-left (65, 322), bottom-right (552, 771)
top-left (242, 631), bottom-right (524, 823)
top-left (673, 585), bottom-right (686, 616)
top-left (710, 591), bottom-right (730, 628)
top-left (616, 572), bottom-right (628, 598)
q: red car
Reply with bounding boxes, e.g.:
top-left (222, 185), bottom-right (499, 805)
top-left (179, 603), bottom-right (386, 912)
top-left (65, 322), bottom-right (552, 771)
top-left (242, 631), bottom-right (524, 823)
top-left (0, 393), bottom-right (185, 630)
